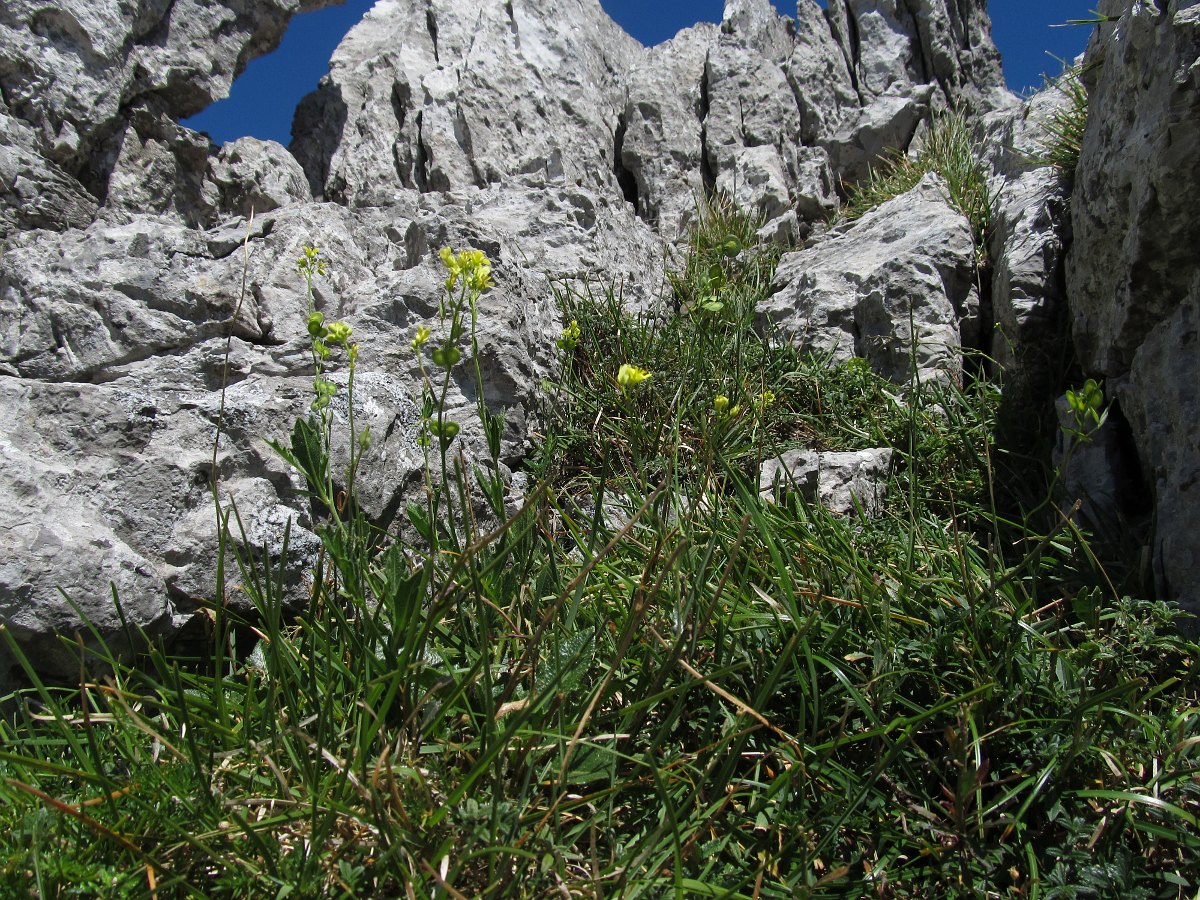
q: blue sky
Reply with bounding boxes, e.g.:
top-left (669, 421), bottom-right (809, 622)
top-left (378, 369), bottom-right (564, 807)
top-left (185, 0), bottom-right (1099, 147)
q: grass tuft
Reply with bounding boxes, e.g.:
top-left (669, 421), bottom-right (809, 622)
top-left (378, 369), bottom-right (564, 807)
top-left (1037, 65), bottom-right (1090, 179)
top-left (839, 111), bottom-right (995, 256)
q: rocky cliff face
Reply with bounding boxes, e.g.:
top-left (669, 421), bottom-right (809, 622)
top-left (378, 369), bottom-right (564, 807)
top-left (1066, 0), bottom-right (1200, 618)
top-left (291, 0), bottom-right (1015, 239)
top-left (0, 0), bottom-right (345, 234)
top-left (2, 0), bottom-right (1193, 689)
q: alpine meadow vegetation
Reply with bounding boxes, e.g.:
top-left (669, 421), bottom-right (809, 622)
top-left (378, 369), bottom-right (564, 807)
top-left (1, 197), bottom-right (1197, 898)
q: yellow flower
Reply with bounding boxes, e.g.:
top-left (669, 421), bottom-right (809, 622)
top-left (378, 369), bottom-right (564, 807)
top-left (439, 246), bottom-right (493, 293)
top-left (617, 364), bottom-right (652, 390)
top-left (439, 246), bottom-right (462, 289)
top-left (411, 324), bottom-right (432, 352)
top-left (467, 262), bottom-right (493, 292)
top-left (459, 249), bottom-right (488, 270)
top-left (297, 245), bottom-right (329, 278)
top-left (325, 321), bottom-right (352, 346)
top-left (714, 394), bottom-right (740, 419)
top-left (558, 319), bottom-right (581, 352)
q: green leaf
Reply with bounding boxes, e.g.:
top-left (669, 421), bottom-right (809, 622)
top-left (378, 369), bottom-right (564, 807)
top-left (289, 415), bottom-right (329, 491)
top-left (407, 501), bottom-right (433, 544)
top-left (535, 628), bottom-right (594, 697)
top-left (373, 543), bottom-right (424, 620)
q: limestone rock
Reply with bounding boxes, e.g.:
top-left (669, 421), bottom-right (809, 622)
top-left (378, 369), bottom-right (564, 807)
top-left (759, 448), bottom-right (894, 518)
top-left (0, 0), bottom-right (337, 175)
top-left (981, 79), bottom-right (1080, 179)
top-left (704, 32), bottom-right (835, 222)
top-left (1067, 1), bottom-right (1200, 375)
top-left (1065, 0), bottom-right (1200, 611)
top-left (101, 102), bottom-right (222, 227)
top-left (0, 195), bottom-right (575, 682)
top-left (0, 373), bottom-right (320, 689)
top-left (759, 174), bottom-right (978, 383)
top-left (291, 0), bottom-right (1008, 232)
top-left (1, 218), bottom-right (267, 383)
top-left (1120, 285), bottom-right (1200, 611)
top-left (0, 0), bottom-right (339, 243)
top-left (786, 0), bottom-right (860, 146)
top-left (825, 92), bottom-right (929, 183)
top-left (990, 168), bottom-right (1070, 385)
top-left (721, 0), bottom-right (796, 64)
top-left (825, 0), bottom-right (1014, 115)
top-left (291, 0), bottom-right (641, 205)
top-left (211, 138), bottom-right (315, 218)
top-left (618, 25), bottom-right (714, 237)
top-left (0, 111), bottom-right (98, 238)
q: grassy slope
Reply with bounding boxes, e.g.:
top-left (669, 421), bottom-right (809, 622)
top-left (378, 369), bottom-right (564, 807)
top-left (1, 184), bottom-right (1196, 898)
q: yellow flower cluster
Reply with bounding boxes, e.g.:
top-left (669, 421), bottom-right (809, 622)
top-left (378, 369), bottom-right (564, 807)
top-left (411, 324), bottom-right (432, 352)
top-left (558, 319), bottom-right (582, 352)
top-left (439, 246), bottom-right (494, 293)
top-left (713, 390), bottom-right (773, 420)
top-left (297, 245), bottom-right (329, 278)
top-left (713, 394), bottom-right (741, 419)
top-left (617, 364), bottom-right (652, 391)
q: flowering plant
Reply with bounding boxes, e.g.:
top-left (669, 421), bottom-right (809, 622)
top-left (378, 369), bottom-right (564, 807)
top-left (617, 364), bottom-right (652, 391)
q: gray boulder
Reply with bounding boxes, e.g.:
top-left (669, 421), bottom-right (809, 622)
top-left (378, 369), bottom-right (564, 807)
top-left (825, 93), bottom-right (929, 184)
top-left (211, 138), bottom-right (315, 219)
top-left (759, 174), bottom-right (978, 384)
top-left (760, 448), bottom-right (894, 518)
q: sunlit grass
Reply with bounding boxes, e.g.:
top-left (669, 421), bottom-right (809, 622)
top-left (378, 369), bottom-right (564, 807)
top-left (2, 199), bottom-right (1196, 897)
